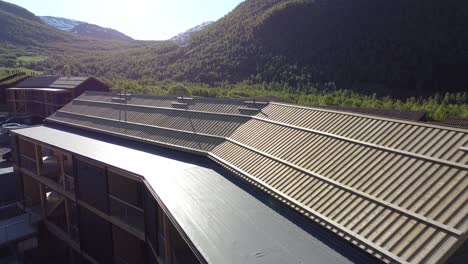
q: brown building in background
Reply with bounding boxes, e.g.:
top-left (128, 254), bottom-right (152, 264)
top-left (7, 76), bottom-right (109, 118)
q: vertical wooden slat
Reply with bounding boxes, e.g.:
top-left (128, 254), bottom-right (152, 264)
top-left (163, 215), bottom-right (173, 264)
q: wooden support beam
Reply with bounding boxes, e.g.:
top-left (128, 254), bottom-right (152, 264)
top-left (163, 215), bottom-right (173, 264)
top-left (21, 168), bottom-right (75, 201)
top-left (12, 91), bottom-right (16, 113)
top-left (44, 220), bottom-right (99, 264)
top-left (60, 156), bottom-right (75, 238)
top-left (39, 183), bottom-right (46, 219)
top-left (60, 155), bottom-right (66, 189)
top-left (69, 247), bottom-right (75, 264)
top-left (64, 198), bottom-right (71, 235)
top-left (76, 199), bottom-right (145, 241)
top-left (34, 144), bottom-right (41, 176)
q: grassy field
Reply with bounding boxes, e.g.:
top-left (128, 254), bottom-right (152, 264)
top-left (0, 66), bottom-right (43, 76)
top-left (0, 72), bottom-right (10, 79)
top-left (16, 55), bottom-right (47, 64)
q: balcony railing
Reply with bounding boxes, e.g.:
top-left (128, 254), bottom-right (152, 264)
top-left (22, 194), bottom-right (34, 209)
top-left (63, 163), bottom-right (73, 178)
top-left (40, 156), bottom-right (60, 180)
top-left (0, 201), bottom-right (22, 222)
top-left (0, 217), bottom-right (30, 243)
top-left (19, 155), bottom-right (37, 175)
top-left (59, 174), bottom-right (75, 193)
top-left (0, 199), bottom-right (42, 245)
top-left (109, 195), bottom-right (144, 231)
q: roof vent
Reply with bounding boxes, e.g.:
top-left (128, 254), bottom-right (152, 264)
top-left (177, 96), bottom-right (193, 101)
top-left (172, 102), bottom-right (188, 109)
top-left (244, 100), bottom-right (268, 106)
top-left (112, 93), bottom-right (132, 103)
top-left (112, 97), bottom-right (127, 103)
top-left (238, 99), bottom-right (267, 114)
top-left (118, 93), bottom-right (132, 98)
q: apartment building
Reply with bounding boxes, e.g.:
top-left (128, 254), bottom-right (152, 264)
top-left (7, 92), bottom-right (468, 263)
top-left (7, 76), bottom-right (109, 118)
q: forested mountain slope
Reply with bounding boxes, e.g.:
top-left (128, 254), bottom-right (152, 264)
top-left (0, 0), bottom-right (40, 22)
top-left (0, 0), bottom-right (155, 71)
top-left (1, 0), bottom-right (468, 98)
top-left (0, 5), bottom-right (71, 46)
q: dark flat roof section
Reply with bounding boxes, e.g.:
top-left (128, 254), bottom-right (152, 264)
top-left (14, 76), bottom-right (89, 89)
top-left (13, 126), bottom-right (360, 264)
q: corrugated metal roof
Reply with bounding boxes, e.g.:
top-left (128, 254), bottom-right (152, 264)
top-left (13, 126), bottom-right (369, 264)
top-left (58, 99), bottom-right (249, 137)
top-left (45, 92), bottom-right (468, 264)
top-left (80, 92), bottom-right (267, 115)
top-left (313, 105), bottom-right (427, 121)
top-left (15, 76), bottom-right (89, 89)
top-left (438, 117), bottom-right (468, 129)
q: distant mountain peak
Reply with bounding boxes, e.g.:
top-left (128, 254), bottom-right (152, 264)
top-left (39, 16), bottom-right (81, 32)
top-left (171, 21), bottom-right (213, 47)
top-left (40, 16), bottom-right (133, 41)
top-left (70, 23), bottom-right (133, 41)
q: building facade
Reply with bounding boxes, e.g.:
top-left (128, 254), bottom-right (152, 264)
top-left (11, 132), bottom-right (194, 263)
top-left (7, 76), bottom-right (109, 118)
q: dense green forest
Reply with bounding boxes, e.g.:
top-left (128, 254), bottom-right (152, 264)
top-left (104, 79), bottom-right (468, 121)
top-left (1, 0), bottom-right (468, 120)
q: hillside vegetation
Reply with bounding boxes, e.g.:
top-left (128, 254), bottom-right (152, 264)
top-left (0, 0), bottom-right (467, 120)
top-left (107, 79), bottom-right (468, 121)
top-left (0, 0), bottom-right (40, 22)
top-left (42, 0), bottom-right (467, 98)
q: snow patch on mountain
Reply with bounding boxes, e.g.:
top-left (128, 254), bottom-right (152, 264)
top-left (40, 16), bottom-right (133, 41)
top-left (171, 21), bottom-right (213, 47)
top-left (40, 16), bottom-right (81, 32)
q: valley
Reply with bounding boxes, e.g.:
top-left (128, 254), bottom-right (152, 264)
top-left (0, 0), bottom-right (467, 121)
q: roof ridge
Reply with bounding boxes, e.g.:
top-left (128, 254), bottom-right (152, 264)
top-left (252, 116), bottom-right (467, 169)
top-left (227, 137), bottom-right (463, 235)
top-left (73, 98), bottom-right (255, 117)
top-left (83, 91), bottom-right (268, 103)
top-left (53, 109), bottom-right (226, 140)
top-left (271, 102), bottom-right (468, 133)
top-left (82, 92), bottom-right (467, 132)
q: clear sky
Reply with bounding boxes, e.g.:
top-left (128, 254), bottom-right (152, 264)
top-left (4, 0), bottom-right (245, 40)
